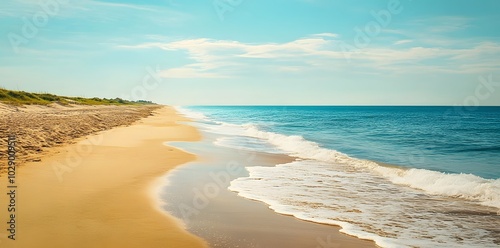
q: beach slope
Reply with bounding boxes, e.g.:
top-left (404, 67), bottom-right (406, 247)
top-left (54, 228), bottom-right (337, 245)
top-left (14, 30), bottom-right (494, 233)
top-left (0, 106), bottom-right (207, 248)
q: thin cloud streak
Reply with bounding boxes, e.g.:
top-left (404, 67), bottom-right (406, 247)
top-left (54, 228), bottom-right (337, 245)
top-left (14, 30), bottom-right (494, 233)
top-left (120, 34), bottom-right (500, 78)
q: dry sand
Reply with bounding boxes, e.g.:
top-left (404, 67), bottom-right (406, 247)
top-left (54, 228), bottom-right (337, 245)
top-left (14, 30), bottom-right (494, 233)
top-left (0, 106), bottom-right (207, 247)
top-left (0, 103), bottom-right (161, 170)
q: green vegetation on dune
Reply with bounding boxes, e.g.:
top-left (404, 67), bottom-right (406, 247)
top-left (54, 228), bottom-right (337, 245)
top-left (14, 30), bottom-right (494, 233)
top-left (0, 88), bottom-right (155, 106)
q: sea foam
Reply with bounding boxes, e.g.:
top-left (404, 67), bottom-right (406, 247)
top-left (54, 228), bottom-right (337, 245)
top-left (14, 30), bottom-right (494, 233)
top-left (176, 106), bottom-right (500, 247)
top-left (242, 124), bottom-right (500, 210)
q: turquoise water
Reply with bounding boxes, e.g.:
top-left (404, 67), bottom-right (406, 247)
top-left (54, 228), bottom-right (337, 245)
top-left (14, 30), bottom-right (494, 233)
top-left (177, 106), bottom-right (500, 248)
top-left (188, 106), bottom-right (500, 179)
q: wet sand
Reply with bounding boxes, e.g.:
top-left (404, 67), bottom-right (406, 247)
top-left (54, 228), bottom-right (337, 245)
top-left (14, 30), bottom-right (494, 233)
top-left (159, 132), bottom-right (377, 248)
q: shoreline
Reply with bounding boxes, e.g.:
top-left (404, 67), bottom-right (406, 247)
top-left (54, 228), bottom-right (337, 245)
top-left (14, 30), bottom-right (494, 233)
top-left (0, 106), bottom-right (207, 247)
top-left (160, 131), bottom-right (377, 248)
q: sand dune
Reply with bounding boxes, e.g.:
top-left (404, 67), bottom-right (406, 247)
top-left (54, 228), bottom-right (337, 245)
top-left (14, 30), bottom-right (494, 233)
top-left (0, 103), bottom-right (160, 172)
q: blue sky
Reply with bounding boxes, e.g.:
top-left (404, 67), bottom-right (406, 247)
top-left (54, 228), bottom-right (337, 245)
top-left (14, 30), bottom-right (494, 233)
top-left (1, 0), bottom-right (499, 105)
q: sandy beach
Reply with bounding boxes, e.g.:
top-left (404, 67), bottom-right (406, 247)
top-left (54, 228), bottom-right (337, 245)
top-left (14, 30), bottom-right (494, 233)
top-left (0, 105), bottom-right (207, 247)
top-left (0, 103), bottom-right (161, 169)
top-left (1, 104), bottom-right (377, 248)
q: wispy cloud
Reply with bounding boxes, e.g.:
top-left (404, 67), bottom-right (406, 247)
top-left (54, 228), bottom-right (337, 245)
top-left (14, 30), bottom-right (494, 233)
top-left (394, 39), bottom-right (413, 45)
top-left (312, 33), bottom-right (339, 38)
top-left (119, 36), bottom-right (338, 78)
top-left (425, 16), bottom-right (472, 33)
top-left (90, 0), bottom-right (161, 12)
top-left (120, 33), bottom-right (500, 79)
top-left (0, 0), bottom-right (190, 24)
top-left (159, 67), bottom-right (226, 79)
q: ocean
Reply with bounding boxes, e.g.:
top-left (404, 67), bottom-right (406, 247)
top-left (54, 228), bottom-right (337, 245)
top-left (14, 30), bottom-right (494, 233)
top-left (176, 106), bottom-right (500, 248)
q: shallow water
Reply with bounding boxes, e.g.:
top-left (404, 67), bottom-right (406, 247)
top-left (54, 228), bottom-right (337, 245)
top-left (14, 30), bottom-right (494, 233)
top-left (177, 106), bottom-right (500, 247)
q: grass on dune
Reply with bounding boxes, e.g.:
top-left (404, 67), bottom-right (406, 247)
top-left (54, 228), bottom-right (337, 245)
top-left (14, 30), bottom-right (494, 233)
top-left (0, 88), bottom-right (155, 106)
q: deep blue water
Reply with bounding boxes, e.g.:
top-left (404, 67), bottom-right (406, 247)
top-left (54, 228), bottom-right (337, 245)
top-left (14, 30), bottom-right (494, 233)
top-left (188, 106), bottom-right (500, 179)
top-left (177, 106), bottom-right (500, 247)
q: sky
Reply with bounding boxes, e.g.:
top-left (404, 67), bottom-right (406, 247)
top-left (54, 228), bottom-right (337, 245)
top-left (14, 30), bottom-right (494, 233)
top-left (1, 0), bottom-right (500, 105)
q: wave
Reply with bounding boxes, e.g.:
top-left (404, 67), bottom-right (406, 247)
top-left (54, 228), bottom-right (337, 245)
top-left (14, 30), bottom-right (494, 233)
top-left (177, 107), bottom-right (500, 247)
top-left (174, 106), bottom-right (208, 120)
top-left (176, 107), bottom-right (500, 210)
top-left (229, 160), bottom-right (500, 248)
top-left (242, 124), bottom-right (500, 211)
